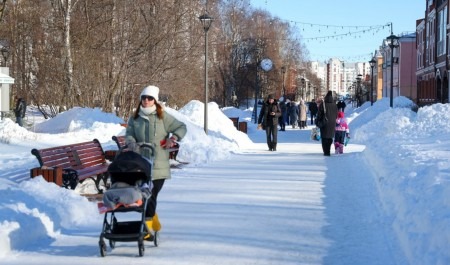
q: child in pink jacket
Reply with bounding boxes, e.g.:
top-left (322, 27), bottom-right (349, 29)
top-left (334, 111), bottom-right (350, 154)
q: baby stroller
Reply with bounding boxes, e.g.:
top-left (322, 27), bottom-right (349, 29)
top-left (98, 144), bottom-right (157, 257)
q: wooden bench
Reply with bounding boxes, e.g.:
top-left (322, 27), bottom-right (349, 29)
top-left (30, 139), bottom-right (109, 192)
top-left (112, 135), bottom-right (179, 160)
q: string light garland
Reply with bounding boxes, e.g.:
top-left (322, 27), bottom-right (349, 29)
top-left (247, 0), bottom-right (393, 61)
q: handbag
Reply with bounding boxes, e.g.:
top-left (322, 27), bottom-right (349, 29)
top-left (314, 103), bottom-right (328, 128)
top-left (310, 127), bottom-right (321, 141)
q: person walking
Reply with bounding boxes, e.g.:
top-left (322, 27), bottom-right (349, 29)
top-left (278, 97), bottom-right (287, 131)
top-left (317, 91), bottom-right (338, 156)
top-left (308, 100), bottom-right (318, 125)
top-left (125, 85), bottom-right (187, 239)
top-left (298, 99), bottom-right (307, 129)
top-left (288, 100), bottom-right (298, 129)
top-left (258, 94), bottom-right (281, 151)
top-left (334, 111), bottom-right (350, 154)
top-left (337, 99), bottom-right (347, 112)
top-left (14, 97), bottom-right (26, 127)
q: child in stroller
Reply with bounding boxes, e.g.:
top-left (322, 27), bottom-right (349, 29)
top-left (98, 144), bottom-right (157, 257)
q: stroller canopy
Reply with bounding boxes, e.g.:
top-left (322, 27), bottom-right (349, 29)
top-left (108, 151), bottom-right (152, 185)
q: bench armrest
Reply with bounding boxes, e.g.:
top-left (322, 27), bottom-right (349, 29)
top-left (30, 167), bottom-right (63, 186)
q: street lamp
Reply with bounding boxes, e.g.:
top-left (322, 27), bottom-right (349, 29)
top-left (356, 74), bottom-right (362, 107)
top-left (281, 66), bottom-right (286, 96)
top-left (386, 33), bottom-right (399, 108)
top-left (369, 58), bottom-right (376, 106)
top-left (199, 13), bottom-right (213, 134)
top-left (301, 77), bottom-right (305, 100)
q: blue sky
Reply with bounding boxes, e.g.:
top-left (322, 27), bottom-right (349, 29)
top-left (250, 0), bottom-right (424, 62)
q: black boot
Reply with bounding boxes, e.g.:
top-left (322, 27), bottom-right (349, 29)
top-left (272, 143), bottom-right (277, 151)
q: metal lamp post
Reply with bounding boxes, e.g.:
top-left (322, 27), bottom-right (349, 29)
top-left (301, 77), bottom-right (305, 100)
top-left (387, 33), bottom-right (399, 108)
top-left (356, 74), bottom-right (362, 107)
top-left (199, 14), bottom-right (213, 134)
top-left (369, 58), bottom-right (376, 106)
top-left (281, 66), bottom-right (286, 96)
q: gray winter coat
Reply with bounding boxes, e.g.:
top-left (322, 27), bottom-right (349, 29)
top-left (126, 109), bottom-right (187, 180)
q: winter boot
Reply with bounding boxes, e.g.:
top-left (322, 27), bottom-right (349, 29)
top-left (272, 143), bottom-right (277, 151)
top-left (144, 219), bottom-right (154, 241)
top-left (152, 212), bottom-right (161, 232)
top-left (334, 142), bottom-right (340, 154)
top-left (339, 143), bottom-right (344, 154)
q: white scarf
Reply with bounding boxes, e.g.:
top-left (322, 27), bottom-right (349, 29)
top-left (140, 105), bottom-right (157, 117)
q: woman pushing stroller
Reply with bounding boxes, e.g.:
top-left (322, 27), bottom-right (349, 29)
top-left (126, 85), bottom-right (187, 240)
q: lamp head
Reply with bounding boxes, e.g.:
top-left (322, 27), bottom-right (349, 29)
top-left (199, 14), bottom-right (213, 32)
top-left (386, 34), bottom-right (399, 48)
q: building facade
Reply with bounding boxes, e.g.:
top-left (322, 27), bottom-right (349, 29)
top-left (416, 0), bottom-right (449, 105)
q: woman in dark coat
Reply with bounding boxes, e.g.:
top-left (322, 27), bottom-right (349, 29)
top-left (258, 94), bottom-right (281, 151)
top-left (317, 91), bottom-right (338, 156)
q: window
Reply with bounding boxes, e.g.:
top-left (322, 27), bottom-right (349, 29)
top-left (437, 8), bottom-right (447, 56)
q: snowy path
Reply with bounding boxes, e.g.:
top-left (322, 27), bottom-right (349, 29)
top-left (151, 128), bottom-right (406, 264)
top-left (3, 128), bottom-right (406, 265)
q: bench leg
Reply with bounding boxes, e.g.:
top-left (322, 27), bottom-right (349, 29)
top-left (63, 170), bottom-right (79, 189)
top-left (93, 173), bottom-right (109, 194)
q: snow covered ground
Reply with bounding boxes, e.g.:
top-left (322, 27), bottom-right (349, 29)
top-left (0, 97), bottom-right (449, 264)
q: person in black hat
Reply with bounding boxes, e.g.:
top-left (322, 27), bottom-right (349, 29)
top-left (257, 94), bottom-right (281, 151)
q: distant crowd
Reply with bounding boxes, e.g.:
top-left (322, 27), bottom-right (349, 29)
top-left (257, 92), bottom-right (350, 156)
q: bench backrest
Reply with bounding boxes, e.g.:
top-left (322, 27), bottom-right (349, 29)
top-left (31, 146), bottom-right (76, 168)
top-left (31, 139), bottom-right (106, 169)
top-left (69, 139), bottom-right (107, 169)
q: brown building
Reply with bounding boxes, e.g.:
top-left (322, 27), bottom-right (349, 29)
top-left (416, 0), bottom-right (449, 105)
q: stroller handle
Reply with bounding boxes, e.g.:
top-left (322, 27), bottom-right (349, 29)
top-left (138, 143), bottom-right (155, 157)
top-left (121, 142), bottom-right (156, 158)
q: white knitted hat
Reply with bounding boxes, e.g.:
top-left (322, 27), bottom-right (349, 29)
top-left (140, 85), bottom-right (159, 101)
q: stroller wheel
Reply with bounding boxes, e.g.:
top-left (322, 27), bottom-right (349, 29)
top-left (153, 231), bottom-right (159, 247)
top-left (138, 242), bottom-right (145, 257)
top-left (99, 240), bottom-right (107, 257)
top-left (109, 240), bottom-right (115, 249)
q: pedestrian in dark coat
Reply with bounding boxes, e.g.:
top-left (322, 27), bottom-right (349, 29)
top-left (308, 100), bottom-right (318, 125)
top-left (337, 100), bottom-right (346, 112)
top-left (288, 101), bottom-right (298, 129)
top-left (317, 91), bottom-right (338, 156)
top-left (278, 97), bottom-right (287, 131)
top-left (258, 94), bottom-right (281, 151)
top-left (14, 97), bottom-right (26, 127)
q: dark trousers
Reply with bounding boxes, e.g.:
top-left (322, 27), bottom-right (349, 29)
top-left (145, 179), bottom-right (165, 218)
top-left (16, 116), bottom-right (23, 127)
top-left (310, 113), bottom-right (316, 125)
top-left (278, 116), bottom-right (285, 130)
top-left (265, 123), bottom-right (278, 150)
top-left (321, 138), bottom-right (333, 156)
